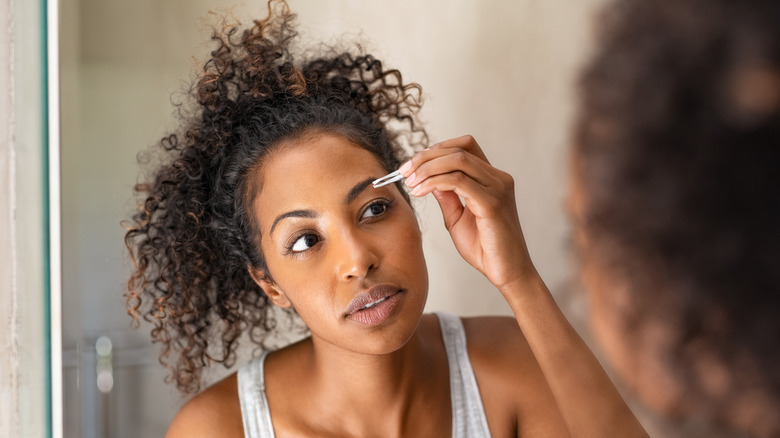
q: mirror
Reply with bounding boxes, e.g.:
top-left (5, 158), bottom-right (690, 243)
top-left (58, 0), bottom-right (602, 435)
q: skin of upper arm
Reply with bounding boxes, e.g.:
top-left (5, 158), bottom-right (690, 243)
top-left (463, 316), bottom-right (569, 438)
top-left (165, 374), bottom-right (244, 438)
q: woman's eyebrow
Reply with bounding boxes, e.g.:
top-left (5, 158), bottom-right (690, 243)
top-left (269, 177), bottom-right (378, 236)
top-left (269, 209), bottom-right (317, 236)
top-left (344, 177), bottom-right (377, 205)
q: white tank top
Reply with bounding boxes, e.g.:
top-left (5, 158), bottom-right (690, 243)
top-left (237, 312), bottom-right (492, 437)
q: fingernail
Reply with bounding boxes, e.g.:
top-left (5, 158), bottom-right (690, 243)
top-left (405, 172), bottom-right (417, 187)
top-left (399, 160), bottom-right (412, 176)
top-left (411, 185), bottom-right (422, 196)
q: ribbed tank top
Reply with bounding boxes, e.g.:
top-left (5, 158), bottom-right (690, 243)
top-left (237, 312), bottom-right (492, 437)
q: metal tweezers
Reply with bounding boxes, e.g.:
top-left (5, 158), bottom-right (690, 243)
top-left (372, 170), bottom-right (405, 188)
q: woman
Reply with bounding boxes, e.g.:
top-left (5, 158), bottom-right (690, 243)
top-left (125, 2), bottom-right (646, 436)
top-left (572, 0), bottom-right (780, 436)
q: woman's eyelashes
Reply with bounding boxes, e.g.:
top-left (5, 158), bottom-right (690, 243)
top-left (360, 198), bottom-right (394, 221)
top-left (287, 232), bottom-right (320, 254)
top-left (282, 199), bottom-right (395, 256)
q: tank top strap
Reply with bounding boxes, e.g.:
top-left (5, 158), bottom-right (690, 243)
top-left (435, 311), bottom-right (493, 438)
top-left (237, 351), bottom-right (275, 438)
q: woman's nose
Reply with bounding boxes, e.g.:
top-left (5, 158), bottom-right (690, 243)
top-left (335, 230), bottom-right (379, 281)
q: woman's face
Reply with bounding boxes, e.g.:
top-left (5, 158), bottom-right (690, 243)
top-left (249, 133), bottom-right (429, 356)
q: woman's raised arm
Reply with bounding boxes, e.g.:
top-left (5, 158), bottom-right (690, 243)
top-left (399, 135), bottom-right (648, 438)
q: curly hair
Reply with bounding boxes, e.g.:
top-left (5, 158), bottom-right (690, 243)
top-left (575, 0), bottom-right (780, 434)
top-left (124, 0), bottom-right (427, 394)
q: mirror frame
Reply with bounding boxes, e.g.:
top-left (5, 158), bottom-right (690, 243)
top-left (47, 0), bottom-right (63, 435)
top-left (1, 0), bottom-right (59, 436)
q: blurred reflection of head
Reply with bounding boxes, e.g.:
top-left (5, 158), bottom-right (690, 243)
top-left (572, 0), bottom-right (780, 436)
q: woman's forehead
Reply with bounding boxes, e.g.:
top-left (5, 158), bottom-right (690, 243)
top-left (260, 134), bottom-right (385, 182)
top-left (250, 134), bottom-right (388, 221)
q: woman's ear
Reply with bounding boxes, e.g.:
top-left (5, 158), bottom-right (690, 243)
top-left (248, 266), bottom-right (292, 308)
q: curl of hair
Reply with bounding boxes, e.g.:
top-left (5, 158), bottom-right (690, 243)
top-left (124, 0), bottom-right (427, 394)
top-left (575, 0), bottom-right (780, 433)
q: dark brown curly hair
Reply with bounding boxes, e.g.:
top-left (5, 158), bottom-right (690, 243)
top-left (575, 0), bottom-right (780, 435)
top-left (124, 0), bottom-right (427, 394)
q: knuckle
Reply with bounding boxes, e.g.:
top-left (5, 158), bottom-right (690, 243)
top-left (453, 150), bottom-right (469, 165)
top-left (502, 172), bottom-right (515, 187)
top-left (452, 171), bottom-right (468, 183)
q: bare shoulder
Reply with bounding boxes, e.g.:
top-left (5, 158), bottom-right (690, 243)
top-left (461, 315), bottom-right (568, 436)
top-left (165, 373), bottom-right (244, 438)
top-left (461, 315), bottom-right (534, 375)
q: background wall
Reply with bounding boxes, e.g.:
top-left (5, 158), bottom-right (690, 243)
top-left (60, 0), bottom-right (606, 436)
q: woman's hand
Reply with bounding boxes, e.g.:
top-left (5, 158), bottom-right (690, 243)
top-left (400, 135), bottom-right (537, 291)
top-left (402, 136), bottom-right (648, 438)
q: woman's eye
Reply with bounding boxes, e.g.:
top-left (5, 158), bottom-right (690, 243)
top-left (361, 200), bottom-right (391, 219)
top-left (290, 233), bottom-right (319, 253)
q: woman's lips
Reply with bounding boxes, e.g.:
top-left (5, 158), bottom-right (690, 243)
top-left (345, 285), bottom-right (403, 326)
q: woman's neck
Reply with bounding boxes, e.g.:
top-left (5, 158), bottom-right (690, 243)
top-left (266, 314), bottom-right (450, 437)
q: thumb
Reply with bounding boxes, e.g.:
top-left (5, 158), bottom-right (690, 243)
top-left (432, 189), bottom-right (463, 231)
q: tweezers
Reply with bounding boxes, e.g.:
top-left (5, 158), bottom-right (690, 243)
top-left (372, 170), bottom-right (405, 188)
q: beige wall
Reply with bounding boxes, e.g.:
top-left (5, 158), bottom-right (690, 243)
top-left (61, 0), bottom-right (607, 435)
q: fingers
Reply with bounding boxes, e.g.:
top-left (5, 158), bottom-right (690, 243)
top-left (429, 134), bottom-right (490, 163)
top-left (398, 135), bottom-right (489, 181)
top-left (401, 141), bottom-right (497, 188)
top-left (405, 151), bottom-right (497, 193)
top-left (399, 136), bottom-right (511, 213)
top-left (431, 190), bottom-right (464, 231)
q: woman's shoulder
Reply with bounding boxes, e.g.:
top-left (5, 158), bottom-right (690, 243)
top-left (165, 372), bottom-right (244, 438)
top-left (459, 315), bottom-right (535, 371)
top-left (460, 315), bottom-right (568, 434)
top-left (460, 314), bottom-right (557, 386)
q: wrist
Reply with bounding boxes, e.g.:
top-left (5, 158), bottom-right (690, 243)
top-left (497, 268), bottom-right (549, 305)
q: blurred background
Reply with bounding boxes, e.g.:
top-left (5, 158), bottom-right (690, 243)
top-left (59, 0), bottom-right (608, 436)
